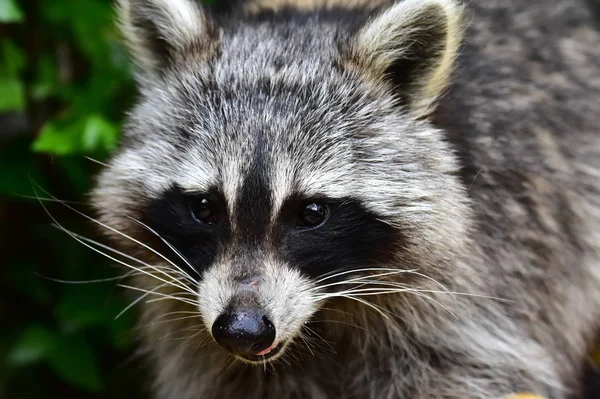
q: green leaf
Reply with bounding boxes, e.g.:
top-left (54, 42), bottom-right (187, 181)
top-left (0, 0), bottom-right (24, 23)
top-left (32, 121), bottom-right (80, 155)
top-left (0, 77), bottom-right (25, 111)
top-left (81, 114), bottom-right (118, 152)
top-left (7, 325), bottom-right (56, 367)
top-left (1, 39), bottom-right (27, 76)
top-left (47, 333), bottom-right (103, 392)
top-left (33, 115), bottom-right (119, 155)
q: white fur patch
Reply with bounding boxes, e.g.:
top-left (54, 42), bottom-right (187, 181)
top-left (149, 0), bottom-right (203, 44)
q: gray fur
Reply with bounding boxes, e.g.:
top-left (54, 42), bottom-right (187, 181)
top-left (91, 0), bottom-right (600, 398)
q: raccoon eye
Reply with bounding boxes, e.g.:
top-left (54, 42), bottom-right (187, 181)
top-left (297, 202), bottom-right (329, 229)
top-left (189, 196), bottom-right (219, 225)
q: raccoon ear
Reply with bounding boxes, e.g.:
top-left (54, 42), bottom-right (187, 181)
top-left (348, 0), bottom-right (464, 117)
top-left (117, 0), bottom-right (218, 80)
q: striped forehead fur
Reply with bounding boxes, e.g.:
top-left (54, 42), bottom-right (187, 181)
top-left (104, 1), bottom-right (465, 210)
top-left (96, 66), bottom-right (469, 244)
top-left (242, 0), bottom-right (390, 13)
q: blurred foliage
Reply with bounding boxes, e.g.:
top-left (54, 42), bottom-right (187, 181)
top-left (0, 0), bottom-right (146, 397)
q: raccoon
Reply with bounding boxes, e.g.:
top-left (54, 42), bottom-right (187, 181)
top-left (90, 0), bottom-right (600, 398)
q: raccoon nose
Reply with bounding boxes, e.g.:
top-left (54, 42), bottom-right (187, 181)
top-left (211, 310), bottom-right (276, 357)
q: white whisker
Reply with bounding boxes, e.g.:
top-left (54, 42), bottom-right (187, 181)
top-left (179, 328), bottom-right (208, 347)
top-left (36, 273), bottom-right (133, 284)
top-left (35, 194), bottom-right (197, 297)
top-left (331, 294), bottom-right (391, 320)
top-left (314, 267), bottom-right (418, 284)
top-left (314, 270), bottom-right (417, 290)
top-left (124, 215), bottom-right (199, 282)
top-left (118, 284), bottom-right (198, 307)
top-left (53, 224), bottom-right (196, 285)
top-left (54, 223), bottom-right (195, 295)
top-left (85, 156), bottom-right (111, 167)
top-left (328, 279), bottom-right (510, 302)
top-left (136, 314), bottom-right (203, 330)
top-left (146, 292), bottom-right (197, 302)
top-left (116, 281), bottom-right (177, 319)
top-left (34, 187), bottom-right (195, 286)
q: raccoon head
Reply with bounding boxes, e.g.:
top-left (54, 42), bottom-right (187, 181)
top-left (93, 0), bottom-right (468, 364)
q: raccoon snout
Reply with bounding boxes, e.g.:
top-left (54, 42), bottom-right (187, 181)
top-left (211, 309), bottom-right (276, 357)
top-left (237, 276), bottom-right (262, 291)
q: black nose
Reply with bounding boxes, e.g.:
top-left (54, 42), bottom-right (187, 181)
top-left (211, 310), bottom-right (276, 356)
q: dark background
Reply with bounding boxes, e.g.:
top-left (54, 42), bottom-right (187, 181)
top-left (1, 0), bottom-right (600, 398)
top-left (1, 0), bottom-right (146, 397)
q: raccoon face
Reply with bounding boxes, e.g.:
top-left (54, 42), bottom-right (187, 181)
top-left (93, 0), bottom-right (467, 363)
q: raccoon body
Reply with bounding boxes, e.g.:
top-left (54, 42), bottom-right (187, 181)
top-left (91, 0), bottom-right (600, 398)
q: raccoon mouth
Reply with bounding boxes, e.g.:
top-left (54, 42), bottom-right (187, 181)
top-left (237, 341), bottom-right (285, 363)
